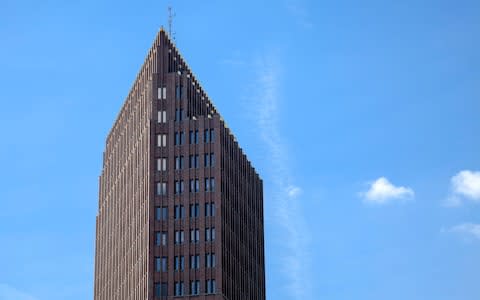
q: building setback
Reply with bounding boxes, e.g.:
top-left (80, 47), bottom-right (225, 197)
top-left (94, 28), bottom-right (265, 300)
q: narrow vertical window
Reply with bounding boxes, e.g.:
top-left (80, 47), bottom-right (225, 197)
top-left (157, 158), bottom-right (167, 171)
top-left (175, 85), bottom-right (182, 100)
top-left (210, 129), bottom-right (215, 142)
top-left (180, 131), bottom-right (185, 144)
top-left (157, 111), bottom-right (167, 123)
top-left (190, 229), bottom-right (199, 243)
top-left (174, 256), bottom-right (184, 271)
top-left (155, 257), bottom-right (168, 272)
top-left (206, 253), bottom-right (216, 268)
top-left (205, 203), bottom-right (209, 217)
top-left (156, 182), bottom-right (167, 196)
top-left (211, 202), bottom-right (216, 216)
top-left (154, 282), bottom-right (168, 297)
top-left (175, 281), bottom-right (184, 296)
top-left (175, 156), bottom-right (184, 170)
top-left (175, 230), bottom-right (185, 244)
top-left (174, 205), bottom-right (185, 219)
top-left (190, 280), bottom-right (200, 295)
top-left (204, 129), bottom-right (209, 143)
top-left (155, 206), bottom-right (168, 220)
top-left (175, 109), bottom-right (184, 122)
top-left (157, 134), bottom-right (167, 147)
top-left (205, 178), bottom-right (215, 192)
top-left (190, 203), bottom-right (199, 217)
top-left (156, 231), bottom-right (167, 246)
top-left (206, 279), bottom-right (216, 294)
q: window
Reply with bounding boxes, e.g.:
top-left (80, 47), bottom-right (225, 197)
top-left (190, 229), bottom-right (200, 243)
top-left (206, 279), bottom-right (216, 294)
top-left (174, 131), bottom-right (185, 145)
top-left (205, 202), bottom-right (215, 217)
top-left (204, 153), bottom-right (215, 167)
top-left (174, 281), bottom-right (184, 296)
top-left (154, 282), bottom-right (168, 297)
top-left (157, 158), bottom-right (167, 171)
top-left (210, 129), bottom-right (215, 142)
top-left (155, 231), bottom-right (167, 246)
top-left (175, 85), bottom-right (182, 100)
top-left (157, 134), bottom-right (167, 147)
top-left (174, 256), bottom-right (185, 271)
top-left (189, 179), bottom-right (199, 193)
top-left (175, 180), bottom-right (184, 194)
top-left (205, 253), bottom-right (216, 268)
top-left (204, 129), bottom-right (214, 143)
top-left (189, 130), bottom-right (199, 144)
top-left (175, 230), bottom-right (185, 244)
top-left (155, 256), bottom-right (168, 272)
top-left (174, 205), bottom-right (185, 220)
top-left (175, 109), bottom-right (184, 122)
top-left (190, 203), bottom-right (199, 217)
top-left (175, 156), bottom-right (184, 170)
top-left (156, 182), bottom-right (167, 196)
top-left (157, 87), bottom-right (167, 100)
top-left (157, 110), bottom-right (167, 123)
top-left (205, 178), bottom-right (215, 192)
top-left (190, 280), bottom-right (200, 295)
top-left (190, 255), bottom-right (200, 269)
top-left (204, 129), bottom-right (209, 143)
top-left (205, 227), bottom-right (215, 242)
top-left (155, 206), bottom-right (168, 220)
top-left (189, 155), bottom-right (199, 168)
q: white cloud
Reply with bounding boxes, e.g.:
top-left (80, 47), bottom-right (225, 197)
top-left (0, 284), bottom-right (38, 300)
top-left (445, 170), bottom-right (480, 206)
top-left (445, 223), bottom-right (480, 240)
top-left (251, 54), bottom-right (312, 299)
top-left (287, 185), bottom-right (302, 198)
top-left (360, 177), bottom-right (414, 204)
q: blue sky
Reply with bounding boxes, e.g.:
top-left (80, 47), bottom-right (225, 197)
top-left (1, 0), bottom-right (479, 299)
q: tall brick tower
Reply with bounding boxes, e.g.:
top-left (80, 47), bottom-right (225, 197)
top-left (94, 28), bottom-right (265, 300)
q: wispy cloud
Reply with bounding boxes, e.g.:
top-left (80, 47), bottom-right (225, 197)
top-left (360, 177), bottom-right (414, 204)
top-left (0, 284), bottom-right (38, 300)
top-left (285, 0), bottom-right (313, 29)
top-left (444, 170), bottom-right (480, 207)
top-left (252, 54), bottom-right (312, 299)
top-left (444, 223), bottom-right (480, 241)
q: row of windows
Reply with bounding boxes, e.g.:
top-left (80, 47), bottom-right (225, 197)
top-left (154, 279), bottom-right (216, 297)
top-left (172, 178), bottom-right (215, 194)
top-left (154, 202), bottom-right (215, 220)
top-left (172, 153), bottom-right (215, 170)
top-left (157, 130), bottom-right (215, 147)
top-left (154, 253), bottom-right (216, 272)
top-left (154, 228), bottom-right (215, 246)
top-left (174, 130), bottom-right (215, 145)
top-left (155, 178), bottom-right (215, 196)
top-left (172, 228), bottom-right (216, 244)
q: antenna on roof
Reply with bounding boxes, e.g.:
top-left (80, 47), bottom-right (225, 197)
top-left (168, 6), bottom-right (176, 42)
